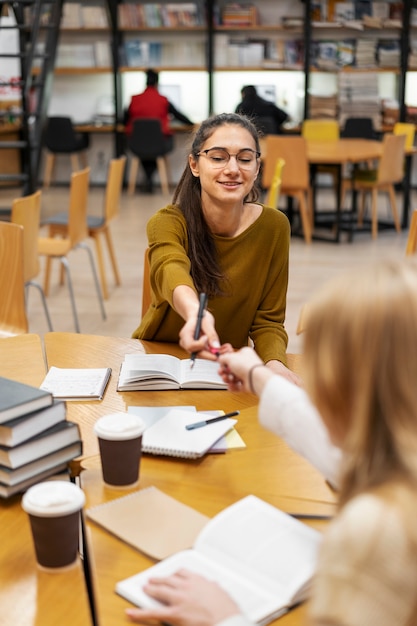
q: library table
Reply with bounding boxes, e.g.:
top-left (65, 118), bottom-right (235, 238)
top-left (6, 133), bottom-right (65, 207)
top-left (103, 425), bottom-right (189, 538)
top-left (43, 332), bottom-right (303, 467)
top-left (80, 400), bottom-right (336, 626)
top-left (0, 334), bottom-right (93, 626)
top-left (307, 139), bottom-right (417, 241)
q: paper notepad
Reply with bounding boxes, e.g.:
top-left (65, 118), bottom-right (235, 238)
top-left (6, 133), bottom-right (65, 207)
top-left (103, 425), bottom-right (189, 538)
top-left (40, 366), bottom-right (111, 400)
top-left (86, 486), bottom-right (209, 559)
top-left (142, 408), bottom-right (237, 458)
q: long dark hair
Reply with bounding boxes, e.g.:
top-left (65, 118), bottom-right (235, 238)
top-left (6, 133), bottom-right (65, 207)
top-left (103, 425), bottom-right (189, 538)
top-left (172, 113), bottom-right (261, 297)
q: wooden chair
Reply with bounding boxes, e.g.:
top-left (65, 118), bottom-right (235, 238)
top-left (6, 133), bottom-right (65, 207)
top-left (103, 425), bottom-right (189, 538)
top-left (346, 133), bottom-right (406, 239)
top-left (302, 118), bottom-right (340, 212)
top-left (38, 167), bottom-right (106, 333)
top-left (0, 222), bottom-right (28, 336)
top-left (43, 117), bottom-right (89, 188)
top-left (127, 119), bottom-right (171, 195)
top-left (262, 135), bottom-right (312, 243)
top-left (42, 156), bottom-right (126, 299)
top-left (265, 158), bottom-right (285, 209)
top-left (11, 190), bottom-right (53, 331)
top-left (393, 122), bottom-right (415, 149)
top-left (405, 209), bottom-right (417, 256)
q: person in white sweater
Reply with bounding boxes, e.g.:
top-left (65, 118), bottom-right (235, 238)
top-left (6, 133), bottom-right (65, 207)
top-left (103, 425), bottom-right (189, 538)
top-left (126, 258), bottom-right (417, 626)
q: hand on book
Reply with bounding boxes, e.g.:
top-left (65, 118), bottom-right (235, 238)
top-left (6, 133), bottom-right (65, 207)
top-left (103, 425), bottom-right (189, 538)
top-left (125, 569), bottom-right (241, 626)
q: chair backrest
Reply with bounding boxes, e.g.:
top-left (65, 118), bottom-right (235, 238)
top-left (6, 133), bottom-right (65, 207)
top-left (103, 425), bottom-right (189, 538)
top-left (262, 136), bottom-right (309, 190)
top-left (67, 167), bottom-right (90, 246)
top-left (266, 158), bottom-right (285, 209)
top-left (128, 119), bottom-right (168, 158)
top-left (393, 122), bottom-right (415, 149)
top-left (44, 116), bottom-right (78, 152)
top-left (341, 117), bottom-right (376, 139)
top-left (0, 221), bottom-right (28, 335)
top-left (302, 119), bottom-right (339, 141)
top-left (406, 209), bottom-right (417, 255)
top-left (104, 156), bottom-right (126, 223)
top-left (377, 133), bottom-right (406, 184)
top-left (11, 190), bottom-right (42, 283)
top-left (141, 247), bottom-right (151, 318)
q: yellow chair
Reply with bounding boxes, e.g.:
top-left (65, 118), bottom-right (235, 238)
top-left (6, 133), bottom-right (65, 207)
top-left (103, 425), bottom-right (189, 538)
top-left (350, 133), bottom-right (406, 239)
top-left (11, 190), bottom-right (53, 331)
top-left (42, 156), bottom-right (126, 299)
top-left (302, 119), bottom-right (339, 141)
top-left (38, 167), bottom-right (106, 333)
top-left (266, 158), bottom-right (285, 209)
top-left (0, 221), bottom-right (28, 336)
top-left (262, 136), bottom-right (312, 243)
top-left (393, 122), bottom-right (415, 149)
top-left (405, 209), bottom-right (417, 256)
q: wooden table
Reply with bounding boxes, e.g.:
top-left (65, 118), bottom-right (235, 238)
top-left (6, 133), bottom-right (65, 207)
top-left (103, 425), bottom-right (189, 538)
top-left (43, 332), bottom-right (303, 466)
top-left (38, 332), bottom-right (334, 626)
top-left (81, 403), bottom-right (336, 626)
top-left (0, 334), bottom-right (93, 626)
top-left (307, 138), bottom-right (416, 241)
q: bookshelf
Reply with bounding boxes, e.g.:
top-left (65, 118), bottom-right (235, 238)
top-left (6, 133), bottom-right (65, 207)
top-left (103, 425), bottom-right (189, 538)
top-left (39, 0), bottom-right (417, 186)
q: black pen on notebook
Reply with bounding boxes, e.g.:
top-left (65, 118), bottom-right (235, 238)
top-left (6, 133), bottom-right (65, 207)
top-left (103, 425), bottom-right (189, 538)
top-left (190, 292), bottom-right (208, 369)
top-left (185, 411), bottom-right (240, 431)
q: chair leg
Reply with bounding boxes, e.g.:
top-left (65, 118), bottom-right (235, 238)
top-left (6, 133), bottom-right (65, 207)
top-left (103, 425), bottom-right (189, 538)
top-left (70, 154), bottom-right (81, 172)
top-left (103, 228), bottom-right (121, 287)
top-left (43, 153), bottom-right (55, 188)
top-left (371, 188), bottom-right (378, 240)
top-left (128, 157), bottom-right (139, 195)
top-left (60, 257), bottom-right (80, 333)
top-left (43, 256), bottom-right (53, 296)
top-left (26, 281), bottom-right (53, 331)
top-left (357, 191), bottom-right (366, 226)
top-left (156, 156), bottom-right (170, 195)
top-left (76, 242), bottom-right (107, 320)
top-left (296, 192), bottom-right (312, 244)
top-left (91, 232), bottom-right (109, 300)
top-left (387, 184), bottom-right (401, 233)
top-left (80, 151), bottom-right (88, 168)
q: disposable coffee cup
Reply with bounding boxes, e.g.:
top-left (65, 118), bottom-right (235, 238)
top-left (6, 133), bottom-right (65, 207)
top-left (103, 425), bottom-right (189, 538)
top-left (22, 480), bottom-right (85, 571)
top-left (94, 413), bottom-right (145, 488)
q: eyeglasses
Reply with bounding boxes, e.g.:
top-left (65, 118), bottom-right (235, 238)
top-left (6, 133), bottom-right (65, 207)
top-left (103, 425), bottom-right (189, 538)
top-left (196, 147), bottom-right (260, 170)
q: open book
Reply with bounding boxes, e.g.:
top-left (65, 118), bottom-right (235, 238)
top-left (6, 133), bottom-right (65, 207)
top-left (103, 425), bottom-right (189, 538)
top-left (116, 495), bottom-right (322, 625)
top-left (117, 354), bottom-right (227, 391)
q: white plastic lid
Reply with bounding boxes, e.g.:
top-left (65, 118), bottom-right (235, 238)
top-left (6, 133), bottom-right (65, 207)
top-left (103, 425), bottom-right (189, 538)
top-left (22, 481), bottom-right (85, 517)
top-left (94, 412), bottom-right (146, 441)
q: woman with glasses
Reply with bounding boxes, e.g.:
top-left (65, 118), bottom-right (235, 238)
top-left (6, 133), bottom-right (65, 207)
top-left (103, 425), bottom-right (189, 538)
top-left (132, 112), bottom-right (298, 385)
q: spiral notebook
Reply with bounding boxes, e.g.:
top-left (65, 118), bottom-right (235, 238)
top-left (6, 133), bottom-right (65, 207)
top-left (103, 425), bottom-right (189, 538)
top-left (142, 408), bottom-right (238, 459)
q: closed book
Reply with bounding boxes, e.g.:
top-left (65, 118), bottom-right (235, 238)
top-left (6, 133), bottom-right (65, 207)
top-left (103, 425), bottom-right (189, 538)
top-left (0, 377), bottom-right (53, 424)
top-left (141, 408), bottom-right (237, 458)
top-left (0, 421), bottom-right (81, 469)
top-left (117, 354), bottom-right (227, 391)
top-left (0, 465), bottom-right (70, 499)
top-left (0, 440), bottom-right (82, 486)
top-left (0, 401), bottom-right (66, 447)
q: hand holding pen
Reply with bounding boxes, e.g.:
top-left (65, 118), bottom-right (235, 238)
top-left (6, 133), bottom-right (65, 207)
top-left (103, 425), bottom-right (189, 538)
top-left (190, 293), bottom-right (208, 369)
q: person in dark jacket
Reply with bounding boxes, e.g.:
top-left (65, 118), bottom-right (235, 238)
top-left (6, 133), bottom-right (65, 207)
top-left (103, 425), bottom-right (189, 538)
top-left (235, 85), bottom-right (289, 135)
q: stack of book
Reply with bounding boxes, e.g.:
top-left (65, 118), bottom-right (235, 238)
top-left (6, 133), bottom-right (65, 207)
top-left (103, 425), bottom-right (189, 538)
top-left (0, 377), bottom-right (82, 498)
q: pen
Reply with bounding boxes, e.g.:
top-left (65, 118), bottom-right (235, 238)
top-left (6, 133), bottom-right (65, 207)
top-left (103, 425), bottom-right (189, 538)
top-left (190, 293), bottom-right (208, 369)
top-left (185, 411), bottom-right (240, 430)
top-left (288, 513), bottom-right (333, 520)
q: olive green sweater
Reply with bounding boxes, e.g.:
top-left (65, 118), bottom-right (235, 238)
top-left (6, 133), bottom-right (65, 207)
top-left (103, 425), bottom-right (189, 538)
top-left (133, 204), bottom-right (290, 365)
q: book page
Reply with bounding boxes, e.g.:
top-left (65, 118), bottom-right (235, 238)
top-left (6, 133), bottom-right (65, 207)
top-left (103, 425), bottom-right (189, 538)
top-left (179, 359), bottom-right (227, 388)
top-left (194, 495), bottom-right (321, 603)
top-left (120, 354), bottom-right (182, 384)
top-left (115, 549), bottom-right (285, 624)
top-left (40, 366), bottom-right (111, 400)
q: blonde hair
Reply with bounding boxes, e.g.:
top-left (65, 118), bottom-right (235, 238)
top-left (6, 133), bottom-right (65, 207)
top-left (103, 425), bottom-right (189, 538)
top-left (303, 258), bottom-right (417, 508)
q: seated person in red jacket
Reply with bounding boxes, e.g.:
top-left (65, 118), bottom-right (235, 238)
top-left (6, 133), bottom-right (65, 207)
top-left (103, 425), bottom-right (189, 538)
top-left (125, 69), bottom-right (193, 192)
